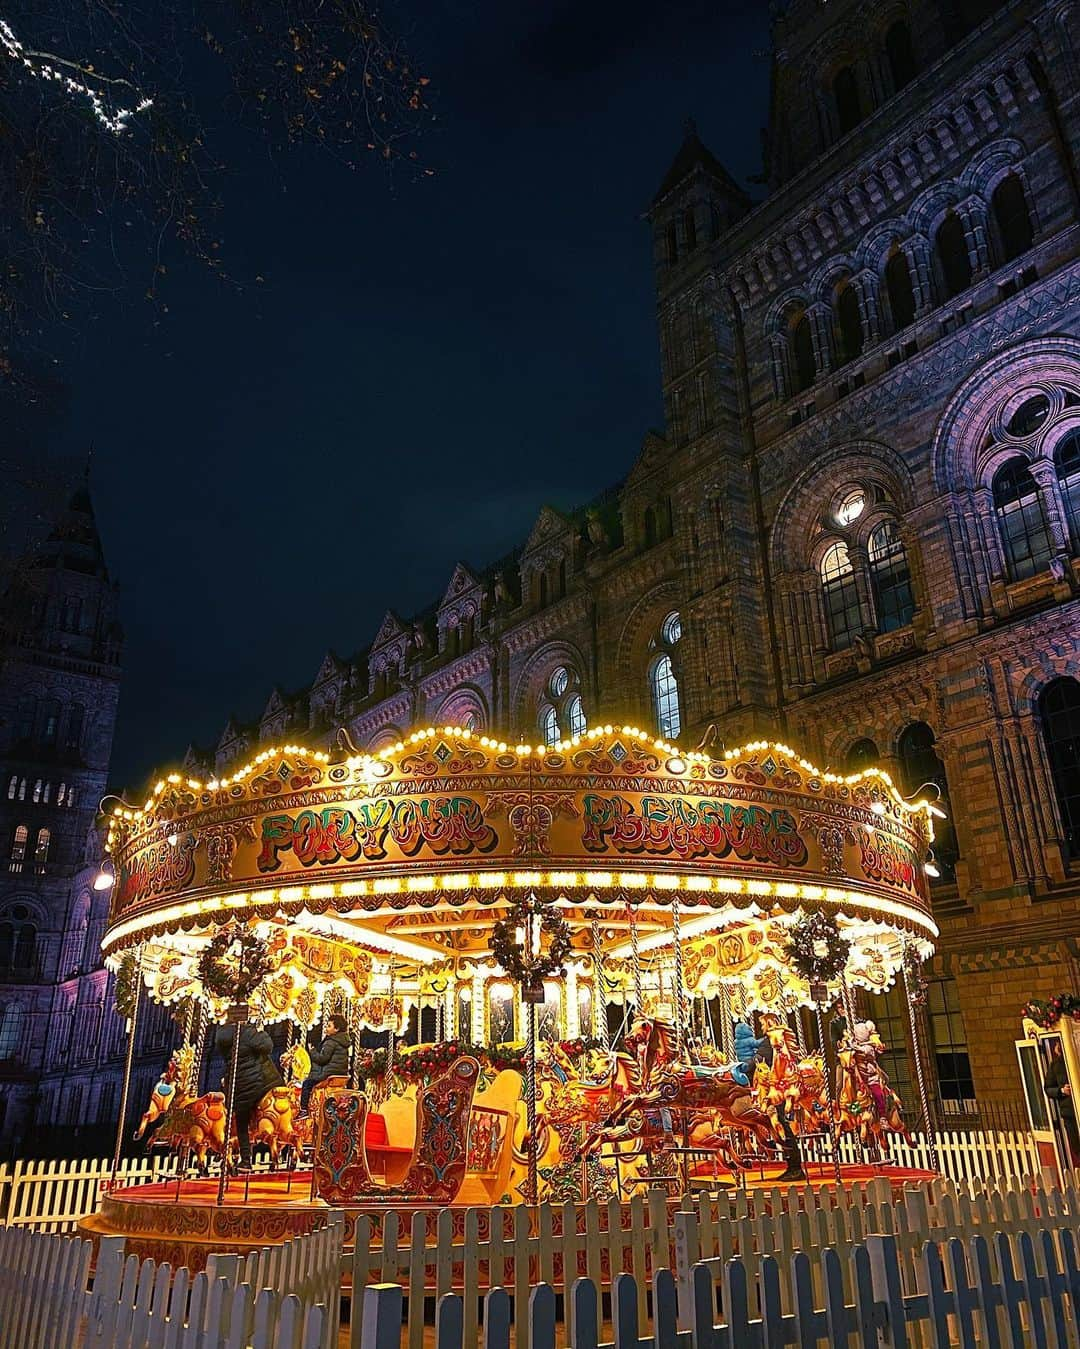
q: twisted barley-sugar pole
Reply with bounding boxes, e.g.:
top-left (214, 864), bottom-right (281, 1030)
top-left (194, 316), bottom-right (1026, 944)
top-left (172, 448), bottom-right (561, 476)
top-left (217, 1006), bottom-right (246, 1206)
top-left (110, 947), bottom-right (145, 1190)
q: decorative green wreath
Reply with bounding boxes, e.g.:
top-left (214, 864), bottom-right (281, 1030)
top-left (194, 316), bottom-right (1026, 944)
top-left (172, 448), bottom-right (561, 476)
top-left (1022, 993), bottom-right (1080, 1029)
top-left (782, 911), bottom-right (850, 985)
top-left (113, 950), bottom-right (140, 1021)
top-left (196, 925), bottom-right (273, 1004)
top-left (490, 897), bottom-right (572, 989)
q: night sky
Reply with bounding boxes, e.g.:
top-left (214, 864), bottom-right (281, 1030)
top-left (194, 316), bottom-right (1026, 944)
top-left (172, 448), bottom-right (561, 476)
top-left (40, 0), bottom-right (771, 791)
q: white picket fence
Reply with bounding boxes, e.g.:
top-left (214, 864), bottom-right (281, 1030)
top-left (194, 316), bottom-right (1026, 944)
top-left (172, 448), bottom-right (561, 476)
top-left (0, 1155), bottom-right (177, 1232)
top-left (834, 1124), bottom-right (1043, 1186)
top-left (0, 1218), bottom-right (340, 1349)
top-left (357, 1222), bottom-right (1080, 1348)
top-left (333, 1173), bottom-right (1080, 1348)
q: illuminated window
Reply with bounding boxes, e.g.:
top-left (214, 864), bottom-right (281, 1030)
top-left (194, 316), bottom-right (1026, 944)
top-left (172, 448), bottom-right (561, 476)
top-left (539, 704), bottom-right (559, 747)
top-left (34, 828), bottom-right (50, 874)
top-left (993, 458), bottom-right (1053, 580)
top-left (1040, 677), bottom-right (1080, 860)
top-left (1056, 431), bottom-right (1080, 550)
top-left (565, 695), bottom-right (587, 737)
top-left (6, 778), bottom-right (15, 801)
top-left (868, 521), bottom-right (915, 631)
top-left (32, 780), bottom-right (42, 804)
top-left (819, 541), bottom-right (861, 650)
top-left (549, 667), bottom-right (569, 698)
top-left (8, 826), bottom-right (28, 873)
top-left (662, 611), bottom-right (683, 646)
top-left (652, 656), bottom-right (681, 739)
top-left (40, 700), bottom-right (61, 748)
top-left (835, 490), bottom-right (865, 526)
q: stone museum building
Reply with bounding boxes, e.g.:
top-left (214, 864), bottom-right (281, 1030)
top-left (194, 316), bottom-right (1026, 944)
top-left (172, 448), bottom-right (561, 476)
top-left (2, 0), bottom-right (1080, 1145)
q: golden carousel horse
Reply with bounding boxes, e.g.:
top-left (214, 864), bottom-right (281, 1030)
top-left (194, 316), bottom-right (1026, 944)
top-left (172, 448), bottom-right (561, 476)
top-left (834, 1020), bottom-right (910, 1150)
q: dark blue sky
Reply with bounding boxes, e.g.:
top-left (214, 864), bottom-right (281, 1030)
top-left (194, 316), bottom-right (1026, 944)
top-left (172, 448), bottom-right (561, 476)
top-left (46, 0), bottom-right (771, 789)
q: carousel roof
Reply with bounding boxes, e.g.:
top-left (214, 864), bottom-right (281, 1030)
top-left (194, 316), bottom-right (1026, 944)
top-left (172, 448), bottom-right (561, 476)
top-left (101, 725), bottom-right (940, 1013)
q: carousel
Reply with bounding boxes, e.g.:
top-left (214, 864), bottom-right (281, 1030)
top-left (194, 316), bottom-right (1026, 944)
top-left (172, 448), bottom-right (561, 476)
top-left (79, 724), bottom-right (943, 1264)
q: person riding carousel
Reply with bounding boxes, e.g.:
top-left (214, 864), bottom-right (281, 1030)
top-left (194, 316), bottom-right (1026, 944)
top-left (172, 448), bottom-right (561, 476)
top-left (300, 1013), bottom-right (352, 1113)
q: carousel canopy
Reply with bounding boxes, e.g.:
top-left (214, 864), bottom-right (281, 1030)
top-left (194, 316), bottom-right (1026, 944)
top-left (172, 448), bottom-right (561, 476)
top-left (101, 725), bottom-right (939, 1016)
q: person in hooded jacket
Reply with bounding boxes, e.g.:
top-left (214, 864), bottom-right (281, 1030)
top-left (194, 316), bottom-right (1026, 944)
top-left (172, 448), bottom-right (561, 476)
top-left (215, 1021), bottom-right (284, 1169)
top-left (300, 1013), bottom-right (351, 1113)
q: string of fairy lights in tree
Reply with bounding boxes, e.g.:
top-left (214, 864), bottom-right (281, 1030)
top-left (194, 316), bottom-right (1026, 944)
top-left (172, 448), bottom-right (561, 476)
top-left (0, 18), bottom-right (152, 134)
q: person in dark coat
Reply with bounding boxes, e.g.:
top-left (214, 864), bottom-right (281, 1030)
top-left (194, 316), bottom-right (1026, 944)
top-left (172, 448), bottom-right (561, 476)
top-left (1044, 1038), bottom-right (1080, 1166)
top-left (215, 1022), bottom-right (284, 1168)
top-left (300, 1014), bottom-right (351, 1112)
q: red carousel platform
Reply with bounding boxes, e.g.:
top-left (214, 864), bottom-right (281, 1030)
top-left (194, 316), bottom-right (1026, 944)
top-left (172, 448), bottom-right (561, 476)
top-left (79, 1161), bottom-right (939, 1271)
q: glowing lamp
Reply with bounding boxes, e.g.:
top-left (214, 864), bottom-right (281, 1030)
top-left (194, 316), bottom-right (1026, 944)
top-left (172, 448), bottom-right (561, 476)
top-left (94, 860), bottom-right (116, 891)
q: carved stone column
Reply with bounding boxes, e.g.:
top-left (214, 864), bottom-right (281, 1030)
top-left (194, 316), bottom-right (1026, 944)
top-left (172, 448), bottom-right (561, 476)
top-left (854, 269), bottom-right (880, 346)
top-left (1028, 459), bottom-right (1071, 556)
top-left (956, 196), bottom-right (991, 280)
top-left (904, 236), bottom-right (935, 316)
top-left (807, 303), bottom-right (834, 376)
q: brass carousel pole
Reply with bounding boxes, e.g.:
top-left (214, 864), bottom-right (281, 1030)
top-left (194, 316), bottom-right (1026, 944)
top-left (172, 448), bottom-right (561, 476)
top-left (810, 982), bottom-right (843, 1189)
top-left (840, 976), bottom-right (870, 1167)
top-left (110, 945), bottom-right (144, 1190)
top-left (629, 902), bottom-right (643, 1014)
top-left (217, 1004), bottom-right (246, 1205)
top-left (386, 963), bottom-right (398, 1089)
top-left (591, 914), bottom-right (609, 1052)
top-left (671, 892), bottom-right (686, 1055)
top-left (903, 946), bottom-right (939, 1173)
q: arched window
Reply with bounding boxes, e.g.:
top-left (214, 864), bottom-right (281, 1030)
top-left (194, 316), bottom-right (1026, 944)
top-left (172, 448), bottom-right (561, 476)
top-left (885, 246), bottom-right (916, 330)
top-left (835, 281), bottom-right (863, 363)
top-left (820, 541), bottom-right (862, 651)
top-left (644, 506), bottom-right (658, 548)
top-left (683, 208), bottom-right (697, 252)
top-left (666, 221), bottom-right (678, 266)
top-left (34, 828), bottom-right (50, 874)
top-left (885, 20), bottom-right (917, 91)
top-left (833, 65), bottom-right (863, 134)
top-left (936, 212), bottom-right (972, 299)
top-left (652, 657), bottom-right (681, 740)
top-left (868, 520), bottom-right (915, 631)
top-left (898, 722), bottom-right (958, 881)
top-left (662, 611), bottom-right (682, 645)
top-left (0, 925), bottom-right (11, 969)
top-left (461, 711), bottom-right (479, 732)
top-left (0, 1004), bottom-right (24, 1060)
top-left (549, 667), bottom-right (569, 698)
top-left (539, 702), bottom-right (559, 747)
top-left (32, 780), bottom-right (42, 804)
top-left (991, 174), bottom-right (1034, 264)
top-left (992, 459), bottom-right (1054, 581)
top-left (791, 310), bottom-right (816, 392)
top-left (1055, 430), bottom-right (1080, 550)
top-left (6, 777), bottom-right (15, 801)
top-left (40, 699), bottom-right (61, 748)
top-left (65, 704), bottom-right (84, 754)
top-left (14, 925), bottom-right (36, 971)
top-left (15, 698), bottom-right (35, 744)
top-left (565, 695), bottom-right (587, 737)
top-left (538, 572), bottom-right (549, 608)
top-left (846, 738), bottom-right (880, 773)
top-left (1040, 678), bottom-right (1080, 860)
top-left (8, 825), bottom-right (28, 872)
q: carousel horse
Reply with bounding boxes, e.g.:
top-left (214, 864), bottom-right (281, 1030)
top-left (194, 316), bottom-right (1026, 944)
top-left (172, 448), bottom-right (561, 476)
top-left (834, 1020), bottom-right (910, 1149)
top-left (583, 1016), bottom-right (776, 1169)
top-left (134, 1053), bottom-right (228, 1169)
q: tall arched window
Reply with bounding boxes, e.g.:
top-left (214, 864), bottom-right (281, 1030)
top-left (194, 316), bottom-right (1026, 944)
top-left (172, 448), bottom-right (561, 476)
top-left (868, 520), bottom-right (915, 631)
top-left (791, 310), bottom-right (816, 392)
top-left (0, 1004), bottom-right (24, 1060)
top-left (833, 65), bottom-right (863, 134)
top-left (991, 174), bottom-right (1034, 264)
top-left (34, 828), bottom-right (50, 874)
top-left (6, 777), bottom-right (15, 801)
top-left (898, 722), bottom-right (958, 881)
top-left (992, 459), bottom-right (1054, 580)
top-left (1055, 430), bottom-right (1080, 550)
top-left (936, 212), bottom-right (972, 298)
top-left (1040, 678), bottom-right (1080, 860)
top-left (0, 925), bottom-right (11, 969)
top-left (14, 925), bottom-right (36, 971)
top-left (565, 695), bottom-right (587, 737)
top-left (820, 541), bottom-right (862, 651)
top-left (65, 704), bottom-right (85, 754)
top-left (846, 738), bottom-right (880, 773)
top-left (652, 656), bottom-right (681, 740)
top-left (885, 20), bottom-right (917, 91)
top-left (8, 825), bottom-right (28, 873)
top-left (539, 705), bottom-right (559, 747)
top-left (885, 246), bottom-right (916, 330)
top-left (835, 281), bottom-right (863, 363)
top-left (650, 610), bottom-right (684, 740)
top-left (40, 699), bottom-right (61, 748)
